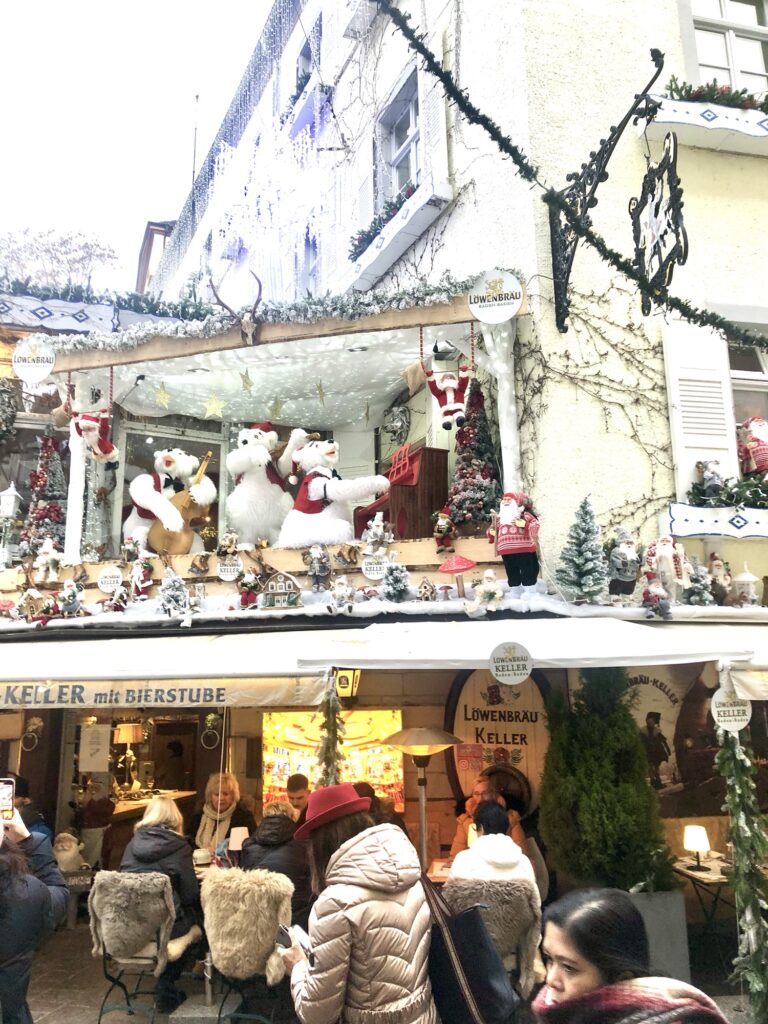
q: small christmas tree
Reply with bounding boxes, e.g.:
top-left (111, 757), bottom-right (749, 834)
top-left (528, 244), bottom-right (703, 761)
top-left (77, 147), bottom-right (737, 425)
top-left (19, 427), bottom-right (67, 557)
top-left (683, 557), bottom-right (714, 605)
top-left (316, 677), bottom-right (345, 786)
top-left (555, 496), bottom-right (608, 604)
top-left (159, 567), bottom-right (190, 618)
top-left (381, 562), bottom-right (411, 602)
top-left (446, 380), bottom-right (501, 526)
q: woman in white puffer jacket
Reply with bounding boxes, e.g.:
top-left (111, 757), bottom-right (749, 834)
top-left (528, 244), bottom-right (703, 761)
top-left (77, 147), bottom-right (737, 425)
top-left (280, 783), bottom-right (437, 1024)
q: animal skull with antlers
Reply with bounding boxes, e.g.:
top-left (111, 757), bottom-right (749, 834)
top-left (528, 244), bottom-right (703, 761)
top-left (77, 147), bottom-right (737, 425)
top-left (209, 271), bottom-right (263, 346)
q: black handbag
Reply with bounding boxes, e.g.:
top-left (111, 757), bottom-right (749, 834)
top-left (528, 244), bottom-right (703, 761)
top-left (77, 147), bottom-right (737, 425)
top-left (421, 873), bottom-right (519, 1024)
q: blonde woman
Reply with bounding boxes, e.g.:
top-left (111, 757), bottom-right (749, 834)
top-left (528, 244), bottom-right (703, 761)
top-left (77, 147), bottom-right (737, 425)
top-left (120, 796), bottom-right (201, 1013)
top-left (241, 799), bottom-right (313, 929)
top-left (189, 772), bottom-right (256, 852)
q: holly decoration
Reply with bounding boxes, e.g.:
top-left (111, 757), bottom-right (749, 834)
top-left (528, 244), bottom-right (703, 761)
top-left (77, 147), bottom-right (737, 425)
top-left (381, 562), bottom-right (411, 602)
top-left (682, 557), bottom-right (714, 606)
top-left (0, 379), bottom-right (18, 446)
top-left (555, 496), bottom-right (608, 604)
top-left (19, 427), bottom-right (67, 557)
top-left (446, 379), bottom-right (501, 526)
top-left (316, 675), bottom-right (345, 786)
top-left (715, 730), bottom-right (768, 1022)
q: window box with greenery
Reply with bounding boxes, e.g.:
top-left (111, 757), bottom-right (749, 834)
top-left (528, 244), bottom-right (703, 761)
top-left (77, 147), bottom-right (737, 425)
top-left (282, 70), bottom-right (332, 139)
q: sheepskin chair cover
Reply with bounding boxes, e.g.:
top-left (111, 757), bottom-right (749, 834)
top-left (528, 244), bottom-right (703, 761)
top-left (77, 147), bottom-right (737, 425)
top-left (442, 878), bottom-right (541, 997)
top-left (89, 870), bottom-right (176, 977)
top-left (202, 866), bottom-right (294, 985)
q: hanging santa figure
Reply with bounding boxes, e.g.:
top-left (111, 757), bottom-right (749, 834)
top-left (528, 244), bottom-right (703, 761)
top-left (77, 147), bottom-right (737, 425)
top-left (487, 491), bottom-right (540, 596)
top-left (738, 416), bottom-right (768, 478)
top-left (423, 363), bottom-right (470, 430)
top-left (74, 410), bottom-right (119, 464)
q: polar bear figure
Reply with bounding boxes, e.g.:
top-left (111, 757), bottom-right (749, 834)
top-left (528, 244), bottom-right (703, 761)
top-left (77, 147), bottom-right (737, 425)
top-left (277, 439), bottom-right (390, 549)
top-left (226, 424), bottom-right (307, 546)
top-left (122, 448), bottom-right (217, 554)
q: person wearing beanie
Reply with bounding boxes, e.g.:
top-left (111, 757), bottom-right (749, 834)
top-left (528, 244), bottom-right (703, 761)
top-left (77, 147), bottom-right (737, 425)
top-left (279, 783), bottom-right (437, 1024)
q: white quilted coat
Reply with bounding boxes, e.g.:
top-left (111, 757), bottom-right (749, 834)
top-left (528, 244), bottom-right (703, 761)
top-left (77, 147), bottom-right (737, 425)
top-left (290, 823), bottom-right (437, 1024)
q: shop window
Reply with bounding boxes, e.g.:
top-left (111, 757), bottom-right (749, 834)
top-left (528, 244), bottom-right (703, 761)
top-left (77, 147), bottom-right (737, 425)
top-left (375, 71), bottom-right (420, 211)
top-left (691, 0), bottom-right (768, 91)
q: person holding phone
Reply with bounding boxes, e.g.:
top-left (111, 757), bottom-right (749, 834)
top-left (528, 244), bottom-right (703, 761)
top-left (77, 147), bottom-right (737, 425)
top-left (0, 807), bottom-right (68, 1024)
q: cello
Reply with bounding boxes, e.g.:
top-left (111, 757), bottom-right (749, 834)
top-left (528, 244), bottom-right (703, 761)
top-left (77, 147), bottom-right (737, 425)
top-left (147, 450), bottom-right (213, 555)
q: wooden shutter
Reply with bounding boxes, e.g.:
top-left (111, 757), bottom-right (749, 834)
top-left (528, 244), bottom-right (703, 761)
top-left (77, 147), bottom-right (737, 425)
top-left (417, 60), bottom-right (450, 193)
top-left (663, 319), bottom-right (739, 499)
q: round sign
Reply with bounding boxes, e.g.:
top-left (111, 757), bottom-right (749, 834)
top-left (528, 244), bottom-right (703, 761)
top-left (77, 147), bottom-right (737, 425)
top-left (12, 338), bottom-right (56, 384)
top-left (362, 555), bottom-right (390, 581)
top-left (467, 270), bottom-right (525, 325)
top-left (217, 554), bottom-right (243, 582)
top-left (97, 566), bottom-right (123, 594)
top-left (711, 688), bottom-right (752, 733)
top-left (489, 642), bottom-right (533, 686)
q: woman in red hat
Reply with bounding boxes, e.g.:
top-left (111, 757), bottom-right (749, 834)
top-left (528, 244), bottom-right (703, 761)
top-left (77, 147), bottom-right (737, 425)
top-left (280, 782), bottom-right (437, 1024)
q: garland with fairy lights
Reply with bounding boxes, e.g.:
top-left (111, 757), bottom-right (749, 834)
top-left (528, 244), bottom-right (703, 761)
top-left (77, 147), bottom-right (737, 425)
top-left (373, 0), bottom-right (768, 352)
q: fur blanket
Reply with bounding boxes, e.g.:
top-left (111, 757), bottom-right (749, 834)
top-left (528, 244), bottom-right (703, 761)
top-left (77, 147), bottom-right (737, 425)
top-left (202, 867), bottom-right (293, 985)
top-left (443, 877), bottom-right (541, 997)
top-left (89, 870), bottom-right (176, 977)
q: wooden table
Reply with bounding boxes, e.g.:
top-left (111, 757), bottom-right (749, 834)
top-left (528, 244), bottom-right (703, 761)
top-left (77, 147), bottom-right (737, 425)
top-left (673, 859), bottom-right (736, 977)
top-left (427, 859), bottom-right (451, 885)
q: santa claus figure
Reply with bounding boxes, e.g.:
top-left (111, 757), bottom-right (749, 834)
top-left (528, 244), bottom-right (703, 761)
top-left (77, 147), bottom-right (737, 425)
top-left (424, 364), bottom-right (470, 430)
top-left (738, 416), bottom-right (768, 477)
top-left (645, 535), bottom-right (685, 602)
top-left (607, 528), bottom-right (642, 605)
top-left (432, 506), bottom-right (456, 553)
top-left (642, 577), bottom-right (673, 620)
top-left (488, 491), bottom-right (540, 595)
top-left (74, 410), bottom-right (119, 464)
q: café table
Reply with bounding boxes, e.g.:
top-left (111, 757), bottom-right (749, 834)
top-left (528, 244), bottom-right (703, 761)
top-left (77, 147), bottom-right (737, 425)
top-left (427, 859), bottom-right (452, 885)
top-left (673, 858), bottom-right (736, 977)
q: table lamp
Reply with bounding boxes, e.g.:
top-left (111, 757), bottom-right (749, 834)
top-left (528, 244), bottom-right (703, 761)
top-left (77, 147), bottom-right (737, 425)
top-left (683, 824), bottom-right (710, 871)
top-left (385, 726), bottom-right (462, 869)
top-left (113, 722), bottom-right (144, 787)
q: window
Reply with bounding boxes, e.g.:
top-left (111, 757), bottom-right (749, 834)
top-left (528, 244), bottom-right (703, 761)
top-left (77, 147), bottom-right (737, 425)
top-left (375, 72), bottom-right (420, 211)
top-left (691, 0), bottom-right (768, 91)
top-left (729, 340), bottom-right (768, 423)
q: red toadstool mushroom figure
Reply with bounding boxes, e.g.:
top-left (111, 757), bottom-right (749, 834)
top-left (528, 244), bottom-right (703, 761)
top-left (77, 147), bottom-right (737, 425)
top-left (438, 554), bottom-right (476, 599)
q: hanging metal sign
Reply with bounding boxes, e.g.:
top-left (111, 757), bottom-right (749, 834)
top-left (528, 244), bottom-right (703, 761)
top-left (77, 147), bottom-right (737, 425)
top-left (468, 270), bottom-right (525, 324)
top-left (489, 642), bottom-right (532, 686)
top-left (711, 688), bottom-right (751, 734)
top-left (12, 339), bottom-right (56, 384)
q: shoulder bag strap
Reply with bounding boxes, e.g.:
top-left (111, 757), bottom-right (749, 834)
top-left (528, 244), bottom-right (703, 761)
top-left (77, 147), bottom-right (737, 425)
top-left (421, 873), bottom-right (486, 1024)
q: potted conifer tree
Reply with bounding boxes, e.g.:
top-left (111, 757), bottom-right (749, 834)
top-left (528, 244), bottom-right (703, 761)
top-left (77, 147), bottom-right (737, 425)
top-left (539, 666), bottom-right (690, 981)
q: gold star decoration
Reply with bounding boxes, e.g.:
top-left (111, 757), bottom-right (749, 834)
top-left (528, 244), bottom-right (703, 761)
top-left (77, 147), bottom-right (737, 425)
top-left (269, 397), bottom-right (283, 419)
top-left (204, 393), bottom-right (225, 419)
top-left (155, 382), bottom-right (171, 409)
top-left (316, 380), bottom-right (325, 405)
top-left (240, 369), bottom-right (254, 392)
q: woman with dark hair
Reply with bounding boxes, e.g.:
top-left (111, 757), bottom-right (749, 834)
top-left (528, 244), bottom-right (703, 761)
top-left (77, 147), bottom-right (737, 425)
top-left (279, 783), bottom-right (436, 1024)
top-left (534, 888), bottom-right (728, 1023)
top-left (0, 810), bottom-right (68, 1024)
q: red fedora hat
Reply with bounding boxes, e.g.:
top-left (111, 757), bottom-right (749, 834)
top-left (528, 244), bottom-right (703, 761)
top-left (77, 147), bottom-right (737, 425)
top-left (294, 783), bottom-right (371, 842)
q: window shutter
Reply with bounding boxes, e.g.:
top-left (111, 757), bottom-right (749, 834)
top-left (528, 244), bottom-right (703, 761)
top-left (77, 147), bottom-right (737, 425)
top-left (417, 63), bottom-right (450, 192)
top-left (663, 319), bottom-right (739, 499)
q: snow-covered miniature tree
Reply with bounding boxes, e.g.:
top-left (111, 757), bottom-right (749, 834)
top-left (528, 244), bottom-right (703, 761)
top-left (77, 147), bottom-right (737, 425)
top-left (555, 496), bottom-right (608, 604)
top-left (446, 379), bottom-right (501, 526)
top-left (381, 562), bottom-right (411, 602)
top-left (159, 567), bottom-right (190, 618)
top-left (682, 557), bottom-right (714, 606)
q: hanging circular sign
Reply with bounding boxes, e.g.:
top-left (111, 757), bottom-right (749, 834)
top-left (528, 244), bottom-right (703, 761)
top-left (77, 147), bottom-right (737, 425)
top-left (711, 688), bottom-right (752, 733)
top-left (97, 566), bottom-right (123, 594)
top-left (217, 555), bottom-right (243, 582)
top-left (362, 554), bottom-right (390, 581)
top-left (489, 642), bottom-right (533, 686)
top-left (12, 338), bottom-right (56, 384)
top-left (468, 270), bottom-right (525, 324)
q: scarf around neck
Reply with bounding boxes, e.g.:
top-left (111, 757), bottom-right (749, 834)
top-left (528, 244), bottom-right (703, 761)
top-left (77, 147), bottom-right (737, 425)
top-left (196, 800), bottom-right (237, 852)
top-left (532, 977), bottom-right (728, 1024)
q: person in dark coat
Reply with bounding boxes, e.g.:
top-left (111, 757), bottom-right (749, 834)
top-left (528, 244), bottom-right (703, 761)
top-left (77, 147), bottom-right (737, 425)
top-left (120, 796), bottom-right (201, 1014)
top-left (241, 800), bottom-right (313, 930)
top-left (189, 772), bottom-right (256, 851)
top-left (8, 774), bottom-right (53, 842)
top-left (0, 810), bottom-right (68, 1024)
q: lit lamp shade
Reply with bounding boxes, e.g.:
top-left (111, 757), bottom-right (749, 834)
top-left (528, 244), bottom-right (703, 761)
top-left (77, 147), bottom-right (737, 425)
top-left (385, 727), bottom-right (463, 758)
top-left (334, 668), bottom-right (361, 698)
top-left (228, 827), bottom-right (250, 853)
top-left (113, 723), bottom-right (144, 745)
top-left (683, 824), bottom-right (711, 870)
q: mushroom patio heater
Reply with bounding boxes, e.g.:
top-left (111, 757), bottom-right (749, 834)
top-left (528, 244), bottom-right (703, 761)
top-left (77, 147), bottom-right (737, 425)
top-left (385, 726), bottom-right (462, 869)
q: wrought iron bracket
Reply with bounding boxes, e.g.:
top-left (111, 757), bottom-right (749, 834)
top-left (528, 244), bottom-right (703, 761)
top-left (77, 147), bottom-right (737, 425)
top-left (549, 49), bottom-right (665, 333)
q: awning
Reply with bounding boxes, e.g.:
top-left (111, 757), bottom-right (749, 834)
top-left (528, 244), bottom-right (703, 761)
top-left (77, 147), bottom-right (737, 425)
top-left (296, 618), bottom-right (755, 672)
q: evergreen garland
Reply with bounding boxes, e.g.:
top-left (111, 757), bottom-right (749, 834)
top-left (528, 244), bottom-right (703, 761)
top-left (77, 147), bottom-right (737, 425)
top-left (555, 497), bottom-right (608, 604)
top-left (0, 276), bottom-right (213, 321)
top-left (540, 667), bottom-right (677, 891)
top-left (381, 562), bottom-right (411, 602)
top-left (446, 379), bottom-right (501, 525)
top-left (687, 474), bottom-right (768, 510)
top-left (316, 677), bottom-right (346, 786)
top-left (0, 379), bottom-right (18, 446)
top-left (666, 74), bottom-right (768, 114)
top-left (715, 729), bottom-right (768, 1022)
top-left (349, 181), bottom-right (417, 260)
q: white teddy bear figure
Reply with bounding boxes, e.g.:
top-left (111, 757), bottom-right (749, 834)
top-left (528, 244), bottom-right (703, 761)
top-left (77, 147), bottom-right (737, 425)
top-left (277, 439), bottom-right (389, 549)
top-left (122, 448), bottom-right (217, 554)
top-left (225, 423), bottom-right (307, 546)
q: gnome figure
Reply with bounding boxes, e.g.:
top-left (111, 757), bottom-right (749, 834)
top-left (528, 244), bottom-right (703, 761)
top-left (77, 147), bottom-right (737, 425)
top-left (607, 528), bottom-right (642, 605)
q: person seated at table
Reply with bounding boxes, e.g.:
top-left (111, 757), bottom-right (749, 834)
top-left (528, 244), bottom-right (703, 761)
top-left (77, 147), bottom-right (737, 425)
top-left (448, 801), bottom-right (536, 886)
top-left (448, 776), bottom-right (525, 859)
top-left (189, 772), bottom-right (256, 852)
top-left (240, 799), bottom-right (313, 930)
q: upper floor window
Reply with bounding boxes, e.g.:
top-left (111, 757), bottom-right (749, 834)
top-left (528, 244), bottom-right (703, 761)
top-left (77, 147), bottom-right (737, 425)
top-left (729, 341), bottom-right (768, 422)
top-left (375, 72), bottom-right (420, 210)
top-left (692, 0), bottom-right (768, 92)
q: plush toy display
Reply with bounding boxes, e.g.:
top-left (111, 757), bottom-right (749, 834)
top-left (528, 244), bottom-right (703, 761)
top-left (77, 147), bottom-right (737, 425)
top-left (277, 439), bottom-right (389, 549)
top-left (53, 832), bottom-right (88, 873)
top-left (226, 423), bottom-right (308, 546)
top-left (738, 416), bottom-right (768, 477)
top-left (424, 363), bottom-right (470, 430)
top-left (487, 491), bottom-right (540, 594)
top-left (122, 448), bottom-right (217, 554)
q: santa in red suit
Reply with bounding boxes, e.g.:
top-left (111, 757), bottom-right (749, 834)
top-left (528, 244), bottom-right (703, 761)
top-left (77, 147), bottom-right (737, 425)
top-left (488, 491), bottom-right (540, 593)
top-left (74, 410), bottom-right (119, 463)
top-left (738, 416), bottom-right (768, 478)
top-left (424, 364), bottom-right (470, 430)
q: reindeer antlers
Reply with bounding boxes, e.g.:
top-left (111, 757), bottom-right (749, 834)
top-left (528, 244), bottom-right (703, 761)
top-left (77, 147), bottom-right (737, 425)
top-left (209, 272), bottom-right (263, 346)
top-left (249, 271), bottom-right (262, 319)
top-left (208, 277), bottom-right (239, 320)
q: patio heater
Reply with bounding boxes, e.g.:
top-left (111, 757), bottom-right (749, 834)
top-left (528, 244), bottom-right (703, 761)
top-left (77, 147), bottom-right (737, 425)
top-left (385, 726), bottom-right (462, 870)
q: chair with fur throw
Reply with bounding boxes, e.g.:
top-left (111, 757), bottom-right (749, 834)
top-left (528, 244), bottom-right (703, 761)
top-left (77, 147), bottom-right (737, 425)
top-left (443, 878), bottom-right (541, 998)
top-left (202, 866), bottom-right (294, 1021)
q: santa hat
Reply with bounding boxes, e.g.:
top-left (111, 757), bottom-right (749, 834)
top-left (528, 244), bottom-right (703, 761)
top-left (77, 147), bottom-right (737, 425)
top-left (251, 421), bottom-right (274, 433)
top-left (503, 491), bottom-right (532, 507)
top-left (288, 446), bottom-right (305, 486)
top-left (742, 415), bottom-right (767, 429)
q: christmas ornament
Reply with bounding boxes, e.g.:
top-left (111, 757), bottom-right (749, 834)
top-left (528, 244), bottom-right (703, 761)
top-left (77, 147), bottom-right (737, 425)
top-left (33, 537), bottom-right (62, 585)
top-left (316, 675), bottom-right (345, 786)
top-left (74, 409), bottom-right (119, 464)
top-left (326, 575), bottom-right (356, 614)
top-left (316, 380), bottom-right (325, 405)
top-left (605, 527), bottom-right (642, 606)
top-left (269, 397), bottom-right (284, 419)
top-left (237, 571), bottom-right (262, 609)
top-left (641, 577), bottom-right (673, 620)
top-left (682, 557), bottom-right (714, 606)
top-left (57, 578), bottom-right (84, 617)
top-left (489, 492), bottom-right (541, 596)
top-left (158, 566), bottom-right (192, 624)
top-left (417, 577), bottom-right (437, 601)
top-left (129, 559), bottom-right (154, 600)
top-left (19, 429), bottom-right (67, 557)
top-left (431, 506), bottom-right (456, 554)
top-left (737, 416), bottom-right (768, 478)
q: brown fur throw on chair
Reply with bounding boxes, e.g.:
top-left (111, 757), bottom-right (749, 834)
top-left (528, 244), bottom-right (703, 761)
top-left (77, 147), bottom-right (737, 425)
top-left (89, 870), bottom-right (176, 977)
top-left (443, 878), bottom-right (541, 998)
top-left (202, 867), bottom-right (293, 985)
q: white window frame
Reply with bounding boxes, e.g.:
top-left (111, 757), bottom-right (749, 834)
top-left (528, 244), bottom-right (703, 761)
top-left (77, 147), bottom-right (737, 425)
top-left (375, 70), bottom-right (421, 213)
top-left (690, 0), bottom-right (768, 91)
top-left (729, 335), bottom-right (768, 424)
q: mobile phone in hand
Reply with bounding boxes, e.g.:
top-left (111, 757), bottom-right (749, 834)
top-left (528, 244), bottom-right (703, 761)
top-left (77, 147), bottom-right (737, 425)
top-left (0, 778), bottom-right (15, 822)
top-left (275, 925), bottom-right (293, 948)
